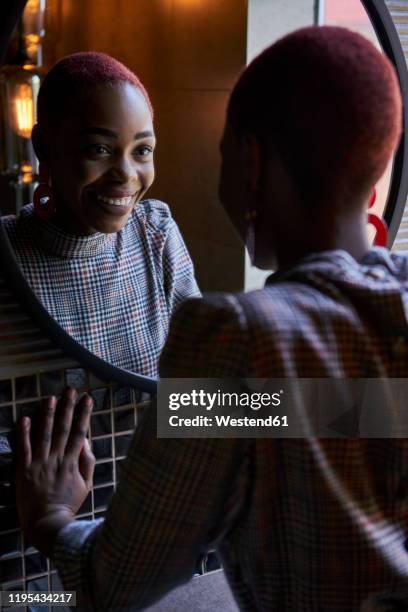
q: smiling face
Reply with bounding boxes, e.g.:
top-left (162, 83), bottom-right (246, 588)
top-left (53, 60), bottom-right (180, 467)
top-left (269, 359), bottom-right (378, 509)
top-left (37, 82), bottom-right (155, 235)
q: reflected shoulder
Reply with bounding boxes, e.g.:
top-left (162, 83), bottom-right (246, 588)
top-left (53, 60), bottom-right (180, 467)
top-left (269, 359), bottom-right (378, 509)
top-left (134, 198), bottom-right (172, 221)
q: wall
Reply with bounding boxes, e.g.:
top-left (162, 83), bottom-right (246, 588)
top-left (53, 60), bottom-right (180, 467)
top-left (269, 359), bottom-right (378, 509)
top-left (244, 0), bottom-right (315, 291)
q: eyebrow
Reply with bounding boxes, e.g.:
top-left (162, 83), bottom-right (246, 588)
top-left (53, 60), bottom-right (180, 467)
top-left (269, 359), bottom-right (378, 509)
top-left (81, 127), bottom-right (155, 139)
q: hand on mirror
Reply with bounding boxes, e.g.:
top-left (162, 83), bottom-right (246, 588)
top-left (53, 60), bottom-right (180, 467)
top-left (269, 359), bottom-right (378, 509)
top-left (16, 388), bottom-right (95, 558)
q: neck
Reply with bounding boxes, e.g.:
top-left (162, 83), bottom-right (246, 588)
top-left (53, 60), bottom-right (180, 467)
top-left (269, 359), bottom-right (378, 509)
top-left (50, 197), bottom-right (96, 236)
top-left (273, 210), bottom-right (371, 270)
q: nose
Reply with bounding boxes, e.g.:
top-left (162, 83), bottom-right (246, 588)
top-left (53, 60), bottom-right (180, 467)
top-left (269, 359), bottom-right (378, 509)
top-left (109, 153), bottom-right (138, 184)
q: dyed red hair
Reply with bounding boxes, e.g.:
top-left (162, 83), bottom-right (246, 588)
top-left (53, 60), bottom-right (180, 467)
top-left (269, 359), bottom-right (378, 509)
top-left (228, 26), bottom-right (402, 205)
top-left (37, 51), bottom-right (153, 125)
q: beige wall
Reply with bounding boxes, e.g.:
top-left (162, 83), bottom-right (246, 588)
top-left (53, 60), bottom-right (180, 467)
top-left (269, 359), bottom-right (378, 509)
top-left (50, 0), bottom-right (247, 292)
top-left (245, 0), bottom-right (315, 291)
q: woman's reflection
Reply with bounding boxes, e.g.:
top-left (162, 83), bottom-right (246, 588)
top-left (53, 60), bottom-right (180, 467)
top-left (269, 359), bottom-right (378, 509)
top-left (2, 52), bottom-right (200, 376)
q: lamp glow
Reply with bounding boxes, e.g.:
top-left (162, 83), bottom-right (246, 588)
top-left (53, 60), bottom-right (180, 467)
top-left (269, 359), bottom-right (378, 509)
top-left (12, 83), bottom-right (35, 139)
top-left (26, 0), bottom-right (41, 11)
top-left (23, 0), bottom-right (46, 64)
top-left (24, 0), bottom-right (46, 36)
top-left (0, 1), bottom-right (50, 212)
top-left (0, 58), bottom-right (41, 179)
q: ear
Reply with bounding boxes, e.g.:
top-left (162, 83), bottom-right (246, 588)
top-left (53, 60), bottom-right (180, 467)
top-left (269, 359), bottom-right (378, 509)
top-left (242, 132), bottom-right (262, 192)
top-left (31, 124), bottom-right (47, 162)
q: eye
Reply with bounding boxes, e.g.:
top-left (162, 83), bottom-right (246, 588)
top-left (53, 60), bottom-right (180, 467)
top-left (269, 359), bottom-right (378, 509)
top-left (85, 144), bottom-right (111, 156)
top-left (133, 144), bottom-right (153, 158)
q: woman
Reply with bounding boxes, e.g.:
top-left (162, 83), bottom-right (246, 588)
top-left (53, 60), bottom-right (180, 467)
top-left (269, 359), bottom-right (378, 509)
top-left (3, 52), bottom-right (199, 377)
top-left (16, 27), bottom-right (408, 612)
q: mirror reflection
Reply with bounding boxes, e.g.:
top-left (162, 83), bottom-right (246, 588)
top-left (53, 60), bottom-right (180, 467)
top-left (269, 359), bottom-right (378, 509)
top-left (2, 51), bottom-right (200, 378)
top-left (0, 0), bottom-right (399, 377)
top-left (243, 0), bottom-right (396, 289)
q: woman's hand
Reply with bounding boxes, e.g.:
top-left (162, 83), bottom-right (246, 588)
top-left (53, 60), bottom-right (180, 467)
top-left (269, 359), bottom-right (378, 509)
top-left (16, 388), bottom-right (95, 557)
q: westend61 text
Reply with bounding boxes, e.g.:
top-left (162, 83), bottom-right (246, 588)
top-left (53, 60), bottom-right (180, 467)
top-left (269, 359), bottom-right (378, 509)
top-left (169, 415), bottom-right (289, 427)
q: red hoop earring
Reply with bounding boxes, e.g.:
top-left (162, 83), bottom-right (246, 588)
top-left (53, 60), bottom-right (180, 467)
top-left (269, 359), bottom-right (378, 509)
top-left (33, 162), bottom-right (56, 221)
top-left (367, 187), bottom-right (388, 247)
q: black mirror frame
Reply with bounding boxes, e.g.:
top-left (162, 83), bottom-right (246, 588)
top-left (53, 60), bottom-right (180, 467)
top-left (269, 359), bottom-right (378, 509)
top-left (361, 0), bottom-right (408, 245)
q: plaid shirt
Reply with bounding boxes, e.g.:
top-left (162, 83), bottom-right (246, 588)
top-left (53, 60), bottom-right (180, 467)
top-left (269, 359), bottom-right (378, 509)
top-left (54, 248), bottom-right (408, 611)
top-left (3, 201), bottom-right (199, 377)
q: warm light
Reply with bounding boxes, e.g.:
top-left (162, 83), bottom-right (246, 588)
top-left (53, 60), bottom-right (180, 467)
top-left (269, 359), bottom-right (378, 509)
top-left (21, 164), bottom-right (34, 183)
top-left (0, 48), bottom-right (42, 190)
top-left (175, 0), bottom-right (204, 7)
top-left (25, 33), bottom-right (41, 59)
top-left (25, 34), bottom-right (40, 46)
top-left (24, 0), bottom-right (46, 35)
top-left (26, 0), bottom-right (41, 12)
top-left (23, 0), bottom-right (46, 64)
top-left (12, 84), bottom-right (35, 139)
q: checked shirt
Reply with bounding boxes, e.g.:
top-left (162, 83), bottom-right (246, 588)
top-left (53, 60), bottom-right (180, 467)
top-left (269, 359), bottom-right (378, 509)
top-left (3, 200), bottom-right (199, 377)
top-left (54, 247), bottom-right (408, 611)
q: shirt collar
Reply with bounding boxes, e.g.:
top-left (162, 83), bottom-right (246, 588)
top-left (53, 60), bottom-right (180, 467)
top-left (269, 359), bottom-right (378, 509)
top-left (265, 248), bottom-right (392, 286)
top-left (21, 204), bottom-right (114, 259)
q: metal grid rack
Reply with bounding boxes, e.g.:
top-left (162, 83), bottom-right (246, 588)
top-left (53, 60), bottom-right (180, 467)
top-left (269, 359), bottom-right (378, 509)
top-left (0, 367), bottom-right (221, 611)
top-left (0, 367), bottom-right (150, 611)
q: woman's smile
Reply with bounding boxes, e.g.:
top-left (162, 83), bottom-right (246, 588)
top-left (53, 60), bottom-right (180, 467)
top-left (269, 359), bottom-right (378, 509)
top-left (86, 189), bottom-right (141, 217)
top-left (44, 82), bottom-right (155, 235)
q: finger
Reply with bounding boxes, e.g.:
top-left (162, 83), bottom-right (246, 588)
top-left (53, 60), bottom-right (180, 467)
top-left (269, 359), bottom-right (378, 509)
top-left (17, 416), bottom-right (32, 470)
top-left (35, 396), bottom-right (57, 461)
top-left (66, 395), bottom-right (93, 460)
top-left (50, 387), bottom-right (77, 459)
top-left (79, 437), bottom-right (95, 487)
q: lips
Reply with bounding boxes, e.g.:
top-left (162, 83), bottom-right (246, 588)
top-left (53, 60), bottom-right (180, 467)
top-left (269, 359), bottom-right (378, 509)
top-left (86, 189), bottom-right (141, 218)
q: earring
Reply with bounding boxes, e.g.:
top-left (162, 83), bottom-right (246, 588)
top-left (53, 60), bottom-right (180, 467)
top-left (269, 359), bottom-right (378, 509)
top-left (367, 187), bottom-right (388, 247)
top-left (33, 162), bottom-right (56, 221)
top-left (245, 209), bottom-right (258, 264)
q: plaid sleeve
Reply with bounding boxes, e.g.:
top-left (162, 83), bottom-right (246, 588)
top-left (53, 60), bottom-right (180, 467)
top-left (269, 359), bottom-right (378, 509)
top-left (160, 293), bottom-right (249, 377)
top-left (53, 407), bottom-right (249, 611)
top-left (53, 519), bottom-right (104, 610)
top-left (52, 296), bottom-right (251, 611)
top-left (162, 217), bottom-right (201, 312)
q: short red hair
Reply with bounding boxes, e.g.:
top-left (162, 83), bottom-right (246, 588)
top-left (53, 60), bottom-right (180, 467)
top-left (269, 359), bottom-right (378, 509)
top-left (37, 51), bottom-right (153, 125)
top-left (228, 26), bottom-right (402, 205)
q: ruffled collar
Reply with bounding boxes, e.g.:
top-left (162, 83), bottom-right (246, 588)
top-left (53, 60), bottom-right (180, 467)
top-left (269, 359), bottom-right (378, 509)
top-left (20, 204), bottom-right (114, 259)
top-left (265, 247), bottom-right (393, 285)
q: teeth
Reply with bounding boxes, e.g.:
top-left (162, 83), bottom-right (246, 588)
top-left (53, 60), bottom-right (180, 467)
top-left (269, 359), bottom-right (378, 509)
top-left (96, 194), bottom-right (134, 206)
